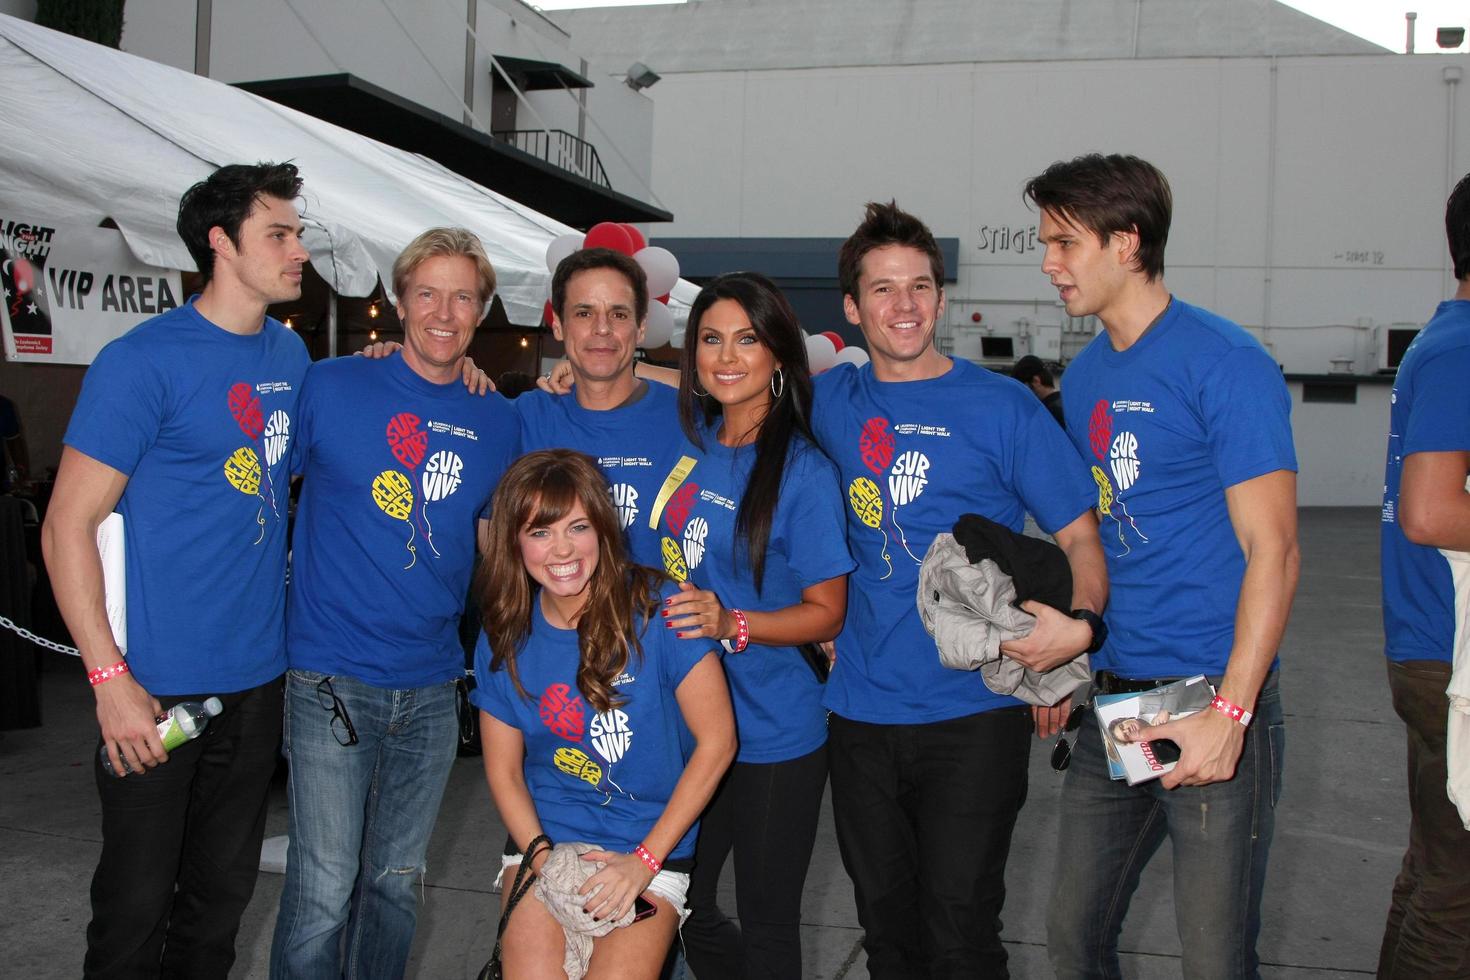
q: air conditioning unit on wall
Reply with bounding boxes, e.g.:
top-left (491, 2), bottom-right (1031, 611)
top-left (1375, 324), bottom-right (1420, 373)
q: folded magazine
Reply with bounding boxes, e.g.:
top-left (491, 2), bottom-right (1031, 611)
top-left (1094, 675), bottom-right (1214, 785)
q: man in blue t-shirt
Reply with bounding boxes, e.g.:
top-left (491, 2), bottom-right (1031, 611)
top-left (518, 248), bottom-right (682, 566)
top-left (1377, 173), bottom-right (1470, 980)
top-left (270, 229), bottom-right (518, 979)
top-left (43, 163), bottom-right (311, 977)
top-left (1025, 154), bottom-right (1300, 980)
top-left (816, 202), bottom-right (1107, 979)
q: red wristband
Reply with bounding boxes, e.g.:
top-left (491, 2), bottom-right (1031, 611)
top-left (1210, 694), bottom-right (1253, 727)
top-left (88, 660), bottom-right (130, 687)
top-left (721, 609), bottom-right (750, 654)
top-left (635, 843), bottom-right (662, 875)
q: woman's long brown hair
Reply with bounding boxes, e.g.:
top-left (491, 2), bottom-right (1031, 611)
top-left (478, 449), bottom-right (663, 714)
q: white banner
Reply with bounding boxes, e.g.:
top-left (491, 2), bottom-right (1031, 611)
top-left (1, 216), bottom-right (182, 364)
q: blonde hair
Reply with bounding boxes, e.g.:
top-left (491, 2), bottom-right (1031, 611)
top-left (392, 227), bottom-right (496, 304)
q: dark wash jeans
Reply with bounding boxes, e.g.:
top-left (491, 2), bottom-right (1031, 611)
top-left (1379, 658), bottom-right (1470, 979)
top-left (682, 744), bottom-right (828, 980)
top-left (85, 676), bottom-right (284, 980)
top-left (828, 706), bottom-right (1033, 980)
top-left (1047, 673), bottom-right (1284, 980)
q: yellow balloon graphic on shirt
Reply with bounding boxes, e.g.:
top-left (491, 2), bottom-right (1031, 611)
top-left (661, 536), bottom-right (688, 583)
top-left (553, 747), bottom-right (603, 787)
top-left (372, 470), bottom-right (414, 521)
top-left (1091, 466), bottom-right (1114, 514)
top-left (224, 447), bottom-right (261, 496)
top-left (849, 477), bottom-right (883, 529)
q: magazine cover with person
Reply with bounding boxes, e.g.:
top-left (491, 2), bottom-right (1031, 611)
top-left (1094, 675), bottom-right (1214, 785)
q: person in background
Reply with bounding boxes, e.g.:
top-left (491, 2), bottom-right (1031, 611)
top-left (0, 392), bottom-right (31, 491)
top-left (1376, 170), bottom-right (1470, 980)
top-left (43, 162), bottom-right (311, 978)
top-left (1011, 354), bottom-right (1066, 429)
top-left (659, 272), bottom-right (853, 979)
top-left (473, 448), bottom-right (736, 978)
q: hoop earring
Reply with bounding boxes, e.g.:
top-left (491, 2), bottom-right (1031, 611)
top-left (770, 368), bottom-right (785, 399)
top-left (692, 379), bottom-right (711, 397)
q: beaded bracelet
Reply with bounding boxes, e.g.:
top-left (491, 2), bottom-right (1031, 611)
top-left (635, 843), bottom-right (662, 875)
top-left (1210, 694), bottom-right (1253, 727)
top-left (88, 660), bottom-right (130, 687)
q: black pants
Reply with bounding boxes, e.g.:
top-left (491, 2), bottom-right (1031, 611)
top-left (1379, 659), bottom-right (1470, 979)
top-left (85, 677), bottom-right (284, 979)
top-left (827, 707), bottom-right (1032, 980)
top-left (682, 745), bottom-right (829, 980)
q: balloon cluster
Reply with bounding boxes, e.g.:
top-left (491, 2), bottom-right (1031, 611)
top-left (543, 222), bottom-right (681, 348)
top-left (804, 330), bottom-right (870, 374)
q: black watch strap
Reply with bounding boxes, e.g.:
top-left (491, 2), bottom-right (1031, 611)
top-left (1071, 608), bottom-right (1107, 655)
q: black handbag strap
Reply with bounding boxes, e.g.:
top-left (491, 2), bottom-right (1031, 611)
top-left (494, 834), bottom-right (553, 945)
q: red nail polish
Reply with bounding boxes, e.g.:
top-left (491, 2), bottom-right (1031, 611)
top-left (661, 610), bottom-right (669, 617)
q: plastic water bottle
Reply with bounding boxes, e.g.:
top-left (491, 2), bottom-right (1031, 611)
top-left (100, 697), bottom-right (224, 777)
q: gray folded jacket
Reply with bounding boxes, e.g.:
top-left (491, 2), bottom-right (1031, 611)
top-left (533, 842), bottom-right (636, 980)
top-left (918, 533), bottom-right (1089, 706)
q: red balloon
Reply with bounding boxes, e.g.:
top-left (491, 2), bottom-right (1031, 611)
top-left (539, 683), bottom-right (587, 741)
top-left (386, 412), bottom-right (427, 470)
top-left (621, 224), bottom-right (647, 252)
top-left (584, 222), bottom-right (635, 255)
top-left (821, 331), bottom-right (846, 352)
top-left (228, 382), bottom-right (264, 440)
top-left (859, 417), bottom-right (895, 476)
top-left (11, 257), bottom-right (35, 294)
top-left (664, 482), bottom-right (700, 535)
top-left (655, 293), bottom-right (670, 305)
top-left (543, 300), bottom-right (555, 326)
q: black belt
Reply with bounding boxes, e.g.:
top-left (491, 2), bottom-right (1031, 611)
top-left (1092, 670), bottom-right (1182, 696)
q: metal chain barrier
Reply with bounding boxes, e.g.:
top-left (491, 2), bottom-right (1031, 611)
top-left (0, 613), bottom-right (80, 656)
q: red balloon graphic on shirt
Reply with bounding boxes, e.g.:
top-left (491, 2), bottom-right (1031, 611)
top-left (386, 412), bottom-right (427, 470)
top-left (663, 482), bottom-right (700, 536)
top-left (228, 382), bottom-right (265, 440)
top-left (859, 417), bottom-right (895, 476)
top-left (539, 683), bottom-right (586, 741)
top-left (1088, 399), bottom-right (1113, 461)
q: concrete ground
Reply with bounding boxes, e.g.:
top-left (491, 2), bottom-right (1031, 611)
top-left (0, 508), bottom-right (1401, 978)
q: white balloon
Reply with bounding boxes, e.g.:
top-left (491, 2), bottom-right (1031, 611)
top-left (635, 246), bottom-right (680, 297)
top-left (545, 233), bottom-right (582, 274)
top-left (833, 346), bottom-right (870, 368)
top-left (642, 300), bottom-right (674, 348)
top-left (805, 333), bottom-right (838, 373)
top-left (668, 315), bottom-right (687, 348)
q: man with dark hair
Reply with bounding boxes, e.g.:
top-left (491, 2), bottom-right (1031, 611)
top-left (1012, 354), bottom-right (1065, 428)
top-left (1025, 153), bottom-right (1299, 979)
top-left (522, 247), bottom-right (679, 565)
top-left (815, 200), bottom-right (1107, 977)
top-left (42, 162), bottom-right (311, 976)
top-left (269, 228), bottom-right (519, 978)
top-left (1377, 171), bottom-right (1470, 979)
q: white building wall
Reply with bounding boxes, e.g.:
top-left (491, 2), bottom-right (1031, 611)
top-left (1286, 381), bottom-right (1393, 506)
top-left (646, 53), bottom-right (1470, 376)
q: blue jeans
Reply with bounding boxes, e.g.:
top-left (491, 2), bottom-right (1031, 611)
top-left (1047, 675), bottom-right (1285, 980)
top-left (269, 670), bottom-right (459, 980)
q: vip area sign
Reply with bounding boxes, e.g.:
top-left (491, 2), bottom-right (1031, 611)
top-left (1, 216), bottom-right (181, 364)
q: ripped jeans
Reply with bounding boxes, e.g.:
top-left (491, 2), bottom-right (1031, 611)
top-left (1046, 673), bottom-right (1284, 980)
top-left (270, 670), bottom-right (459, 980)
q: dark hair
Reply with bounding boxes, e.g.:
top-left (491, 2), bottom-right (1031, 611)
top-left (176, 162), bottom-right (303, 284)
top-left (551, 247), bottom-right (649, 325)
top-left (676, 273), bottom-right (817, 594)
top-left (1023, 153), bottom-right (1172, 281)
top-left (1448, 171), bottom-right (1470, 280)
top-left (478, 449), bottom-right (663, 713)
top-left (495, 371), bottom-right (538, 400)
top-left (1011, 354), bottom-right (1054, 388)
top-left (837, 201), bottom-right (945, 302)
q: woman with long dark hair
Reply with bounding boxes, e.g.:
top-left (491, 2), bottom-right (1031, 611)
top-left (656, 272), bottom-right (854, 979)
top-left (471, 449), bottom-right (736, 978)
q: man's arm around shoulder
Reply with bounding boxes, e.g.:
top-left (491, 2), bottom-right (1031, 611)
top-left (42, 447), bottom-right (166, 776)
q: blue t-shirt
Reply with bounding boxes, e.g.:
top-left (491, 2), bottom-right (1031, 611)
top-left (1061, 298), bottom-right (1297, 678)
top-left (516, 382), bottom-right (684, 568)
top-left (1381, 300), bottom-right (1470, 663)
top-left (811, 358), bottom-right (1094, 724)
top-left (63, 298), bottom-right (308, 694)
top-left (287, 353), bottom-right (519, 688)
top-left (652, 425), bottom-right (854, 762)
top-left (470, 586), bottom-right (717, 860)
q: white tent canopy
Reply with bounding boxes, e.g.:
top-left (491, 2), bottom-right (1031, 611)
top-left (0, 14), bottom-right (695, 326)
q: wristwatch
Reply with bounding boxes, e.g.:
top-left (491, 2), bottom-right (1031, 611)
top-left (1070, 608), bottom-right (1107, 654)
